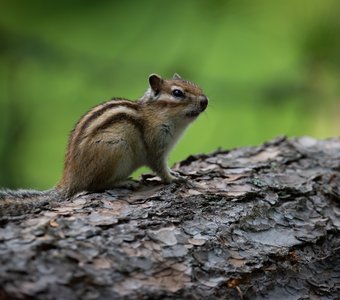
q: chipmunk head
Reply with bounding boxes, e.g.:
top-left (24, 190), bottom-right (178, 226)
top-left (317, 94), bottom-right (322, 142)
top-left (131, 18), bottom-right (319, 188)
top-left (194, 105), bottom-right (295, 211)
top-left (140, 73), bottom-right (208, 121)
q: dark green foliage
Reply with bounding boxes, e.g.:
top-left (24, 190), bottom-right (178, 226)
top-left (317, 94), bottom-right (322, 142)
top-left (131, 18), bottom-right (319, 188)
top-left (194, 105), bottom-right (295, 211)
top-left (0, 0), bottom-right (339, 189)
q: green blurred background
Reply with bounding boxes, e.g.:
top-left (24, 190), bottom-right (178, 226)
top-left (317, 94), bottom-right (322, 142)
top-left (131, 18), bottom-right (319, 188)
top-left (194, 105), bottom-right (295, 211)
top-left (0, 0), bottom-right (339, 190)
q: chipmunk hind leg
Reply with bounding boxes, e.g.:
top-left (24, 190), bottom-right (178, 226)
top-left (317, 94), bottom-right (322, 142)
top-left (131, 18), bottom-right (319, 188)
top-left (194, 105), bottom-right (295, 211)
top-left (68, 136), bottom-right (142, 194)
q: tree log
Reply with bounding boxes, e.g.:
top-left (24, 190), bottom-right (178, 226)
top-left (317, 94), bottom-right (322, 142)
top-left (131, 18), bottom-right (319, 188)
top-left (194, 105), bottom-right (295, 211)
top-left (0, 136), bottom-right (339, 299)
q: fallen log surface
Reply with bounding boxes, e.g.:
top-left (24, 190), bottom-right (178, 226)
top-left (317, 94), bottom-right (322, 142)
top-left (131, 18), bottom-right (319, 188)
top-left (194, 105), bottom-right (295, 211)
top-left (0, 136), bottom-right (339, 300)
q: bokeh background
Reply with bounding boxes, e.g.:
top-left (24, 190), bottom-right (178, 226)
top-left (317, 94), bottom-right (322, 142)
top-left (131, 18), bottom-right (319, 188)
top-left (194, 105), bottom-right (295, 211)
top-left (0, 0), bottom-right (339, 190)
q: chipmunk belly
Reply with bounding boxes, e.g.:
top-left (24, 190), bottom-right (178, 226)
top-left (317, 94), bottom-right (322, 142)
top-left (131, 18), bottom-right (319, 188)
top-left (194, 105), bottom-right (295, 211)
top-left (145, 120), bottom-right (186, 159)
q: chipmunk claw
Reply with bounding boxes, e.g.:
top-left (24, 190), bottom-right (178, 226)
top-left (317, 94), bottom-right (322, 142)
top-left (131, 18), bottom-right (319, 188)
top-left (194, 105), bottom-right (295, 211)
top-left (169, 170), bottom-right (186, 182)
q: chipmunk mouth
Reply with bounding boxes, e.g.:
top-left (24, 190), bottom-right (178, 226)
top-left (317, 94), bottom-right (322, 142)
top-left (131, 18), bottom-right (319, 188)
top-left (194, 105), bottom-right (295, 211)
top-left (186, 110), bottom-right (201, 118)
top-left (186, 96), bottom-right (208, 118)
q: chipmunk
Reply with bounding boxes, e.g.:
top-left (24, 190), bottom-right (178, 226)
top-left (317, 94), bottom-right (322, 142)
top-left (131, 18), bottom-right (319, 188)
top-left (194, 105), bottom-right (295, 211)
top-left (0, 73), bottom-right (208, 217)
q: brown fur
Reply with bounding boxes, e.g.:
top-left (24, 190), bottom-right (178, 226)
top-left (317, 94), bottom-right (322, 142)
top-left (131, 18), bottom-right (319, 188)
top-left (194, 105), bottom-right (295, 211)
top-left (57, 73), bottom-right (208, 197)
top-left (162, 79), bottom-right (203, 96)
top-left (0, 74), bottom-right (207, 218)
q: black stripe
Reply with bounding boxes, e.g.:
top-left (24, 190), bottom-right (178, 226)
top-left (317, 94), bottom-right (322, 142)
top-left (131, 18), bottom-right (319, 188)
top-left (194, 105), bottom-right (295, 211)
top-left (72, 100), bottom-right (138, 145)
top-left (90, 112), bottom-right (144, 137)
top-left (65, 99), bottom-right (138, 163)
top-left (79, 100), bottom-right (138, 135)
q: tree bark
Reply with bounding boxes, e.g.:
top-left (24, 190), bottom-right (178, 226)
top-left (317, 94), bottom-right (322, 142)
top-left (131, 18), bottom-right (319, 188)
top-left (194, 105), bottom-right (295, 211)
top-left (0, 136), bottom-right (339, 300)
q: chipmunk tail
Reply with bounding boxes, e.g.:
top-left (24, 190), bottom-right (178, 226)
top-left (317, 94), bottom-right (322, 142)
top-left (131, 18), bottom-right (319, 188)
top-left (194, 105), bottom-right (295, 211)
top-left (0, 189), bottom-right (62, 219)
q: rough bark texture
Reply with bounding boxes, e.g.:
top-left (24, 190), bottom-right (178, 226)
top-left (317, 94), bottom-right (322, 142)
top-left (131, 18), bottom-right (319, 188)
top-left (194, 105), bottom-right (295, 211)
top-left (0, 136), bottom-right (339, 300)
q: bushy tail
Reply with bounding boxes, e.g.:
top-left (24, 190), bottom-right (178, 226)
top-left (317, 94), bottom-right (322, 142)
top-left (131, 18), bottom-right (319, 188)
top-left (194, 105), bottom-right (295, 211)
top-left (0, 189), bottom-right (61, 218)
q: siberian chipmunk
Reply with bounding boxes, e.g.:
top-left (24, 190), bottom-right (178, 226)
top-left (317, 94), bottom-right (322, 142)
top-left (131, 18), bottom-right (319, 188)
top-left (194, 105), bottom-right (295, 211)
top-left (0, 73), bottom-right (208, 216)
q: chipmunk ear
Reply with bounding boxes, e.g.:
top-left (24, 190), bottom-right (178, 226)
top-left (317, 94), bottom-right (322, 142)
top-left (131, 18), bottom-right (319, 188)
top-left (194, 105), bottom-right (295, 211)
top-left (173, 73), bottom-right (182, 80)
top-left (149, 74), bottom-right (163, 94)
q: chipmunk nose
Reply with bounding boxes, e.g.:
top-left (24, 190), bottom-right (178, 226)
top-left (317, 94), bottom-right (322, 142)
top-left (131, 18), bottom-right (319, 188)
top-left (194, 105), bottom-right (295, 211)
top-left (200, 95), bottom-right (208, 111)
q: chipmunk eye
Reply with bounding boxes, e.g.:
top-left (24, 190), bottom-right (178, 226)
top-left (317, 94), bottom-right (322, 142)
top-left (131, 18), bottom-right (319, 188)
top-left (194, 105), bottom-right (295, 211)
top-left (172, 89), bottom-right (185, 98)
